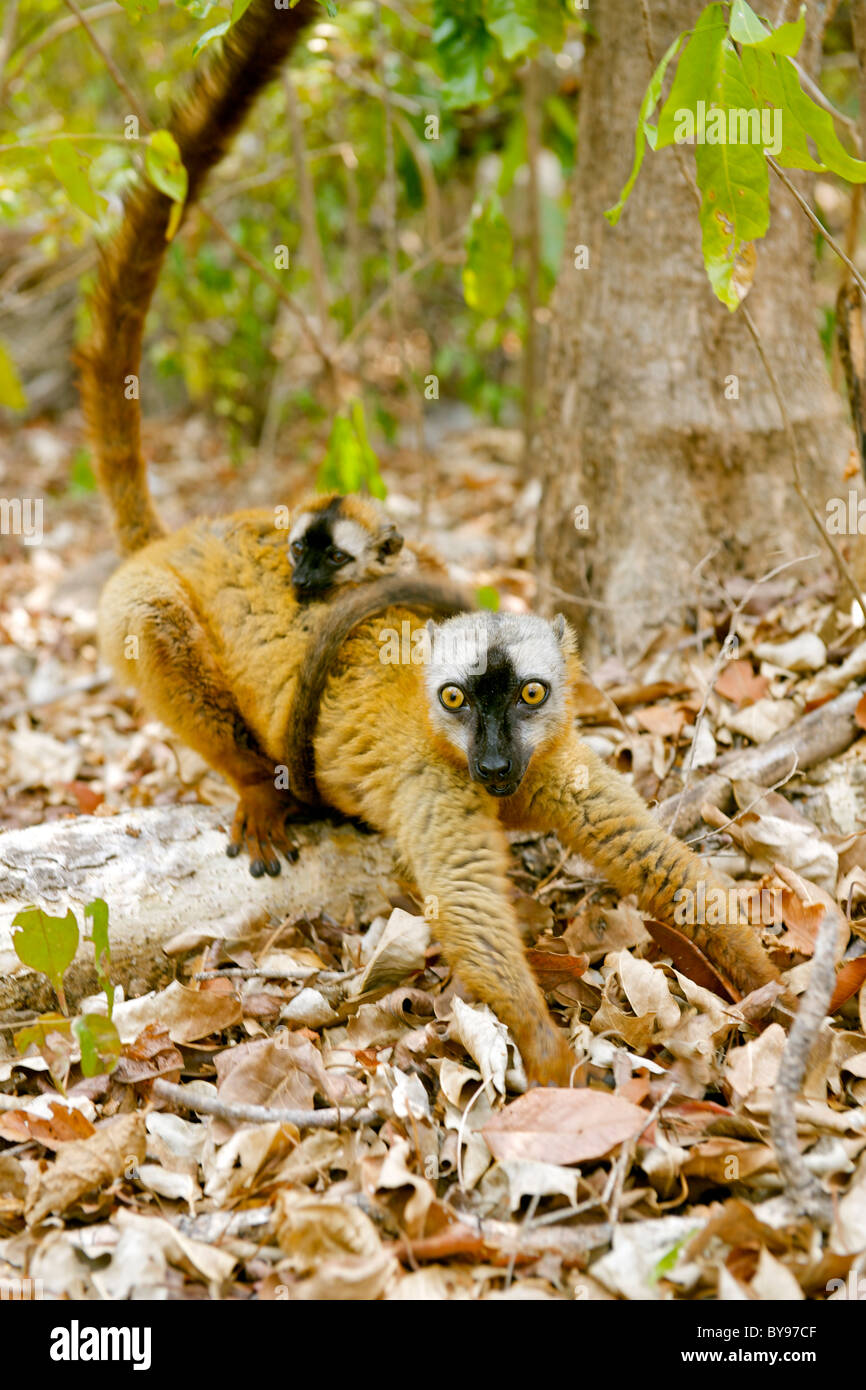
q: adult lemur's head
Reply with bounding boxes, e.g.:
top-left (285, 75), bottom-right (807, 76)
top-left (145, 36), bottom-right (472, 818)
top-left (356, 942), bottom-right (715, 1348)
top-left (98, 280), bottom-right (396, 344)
top-left (425, 612), bottom-right (575, 798)
top-left (288, 493), bottom-right (404, 600)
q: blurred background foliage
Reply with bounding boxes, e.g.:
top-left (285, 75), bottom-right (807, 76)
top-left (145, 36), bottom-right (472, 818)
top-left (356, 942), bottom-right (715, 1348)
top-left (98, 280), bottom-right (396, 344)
top-left (0, 0), bottom-right (584, 467)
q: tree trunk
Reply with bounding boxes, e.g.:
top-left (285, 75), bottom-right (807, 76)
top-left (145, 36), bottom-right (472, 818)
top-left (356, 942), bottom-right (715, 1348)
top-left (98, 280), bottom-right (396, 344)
top-left (535, 0), bottom-right (857, 663)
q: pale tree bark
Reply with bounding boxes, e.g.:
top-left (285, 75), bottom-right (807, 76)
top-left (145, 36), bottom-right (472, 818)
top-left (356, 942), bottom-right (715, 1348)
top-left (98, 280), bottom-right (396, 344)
top-left (535, 0), bottom-right (858, 663)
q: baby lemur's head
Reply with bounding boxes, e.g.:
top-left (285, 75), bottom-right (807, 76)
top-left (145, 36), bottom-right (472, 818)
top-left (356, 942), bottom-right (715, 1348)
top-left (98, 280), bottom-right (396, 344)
top-left (288, 493), bottom-right (404, 601)
top-left (425, 611), bottom-right (575, 798)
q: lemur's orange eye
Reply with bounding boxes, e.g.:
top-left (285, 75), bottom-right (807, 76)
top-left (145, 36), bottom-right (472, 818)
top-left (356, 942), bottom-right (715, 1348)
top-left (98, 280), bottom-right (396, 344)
top-left (439, 685), bottom-right (465, 710)
top-left (520, 681), bottom-right (548, 706)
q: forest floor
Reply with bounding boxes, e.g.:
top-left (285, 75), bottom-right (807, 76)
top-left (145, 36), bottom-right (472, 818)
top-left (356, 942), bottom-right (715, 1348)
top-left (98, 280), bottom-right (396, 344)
top-left (1, 412), bottom-right (866, 1300)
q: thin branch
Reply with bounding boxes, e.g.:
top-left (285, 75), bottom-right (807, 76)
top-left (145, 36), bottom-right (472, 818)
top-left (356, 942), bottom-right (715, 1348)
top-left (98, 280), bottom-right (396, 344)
top-left (766, 154), bottom-right (866, 300)
top-left (152, 1078), bottom-right (378, 1131)
top-left (61, 0), bottom-right (149, 127)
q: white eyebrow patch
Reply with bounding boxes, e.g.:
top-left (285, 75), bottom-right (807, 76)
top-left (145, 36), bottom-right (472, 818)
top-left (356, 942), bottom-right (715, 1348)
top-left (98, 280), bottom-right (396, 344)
top-left (332, 518), bottom-right (369, 557)
top-left (288, 512), bottom-right (315, 545)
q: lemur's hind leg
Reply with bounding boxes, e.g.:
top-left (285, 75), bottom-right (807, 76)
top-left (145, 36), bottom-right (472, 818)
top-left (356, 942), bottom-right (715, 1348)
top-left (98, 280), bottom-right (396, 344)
top-left (507, 733), bottom-right (778, 999)
top-left (99, 569), bottom-right (300, 876)
top-left (390, 762), bottom-right (575, 1084)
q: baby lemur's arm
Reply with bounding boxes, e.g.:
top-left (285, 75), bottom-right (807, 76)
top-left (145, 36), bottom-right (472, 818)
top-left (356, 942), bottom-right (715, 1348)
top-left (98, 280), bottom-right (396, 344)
top-left (285, 575), bottom-right (473, 805)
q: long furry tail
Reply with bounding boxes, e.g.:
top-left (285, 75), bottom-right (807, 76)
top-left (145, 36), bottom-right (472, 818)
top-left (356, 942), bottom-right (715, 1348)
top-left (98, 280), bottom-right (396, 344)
top-left (77, 0), bottom-right (318, 553)
top-left (288, 575), bottom-right (474, 804)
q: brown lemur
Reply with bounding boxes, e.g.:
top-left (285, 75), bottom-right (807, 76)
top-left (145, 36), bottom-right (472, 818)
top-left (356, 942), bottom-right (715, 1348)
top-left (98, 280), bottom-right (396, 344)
top-left (283, 607), bottom-right (779, 1083)
top-left (79, 1), bottom-right (778, 1083)
top-left (78, 0), bottom-right (464, 872)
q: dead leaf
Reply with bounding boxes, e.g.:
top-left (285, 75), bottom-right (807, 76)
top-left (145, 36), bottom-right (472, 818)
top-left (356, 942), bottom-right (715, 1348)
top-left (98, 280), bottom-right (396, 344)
top-left (644, 920), bottom-right (737, 1000)
top-left (526, 949), bottom-right (589, 992)
top-left (635, 705), bottom-right (688, 738)
top-left (715, 660), bottom-right (770, 708)
top-left (25, 1112), bottom-right (146, 1225)
top-left (274, 1191), bottom-right (396, 1299)
top-left (114, 1023), bottom-right (183, 1085)
top-left (482, 1088), bottom-right (648, 1165)
top-left (212, 1033), bottom-right (335, 1140)
top-left (0, 1099), bottom-right (94, 1148)
top-left (111, 980), bottom-right (242, 1045)
top-left (829, 956), bottom-right (866, 1014)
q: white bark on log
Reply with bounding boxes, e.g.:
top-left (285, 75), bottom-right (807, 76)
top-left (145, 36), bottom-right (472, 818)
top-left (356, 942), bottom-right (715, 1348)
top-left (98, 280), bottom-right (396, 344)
top-left (0, 807), bottom-right (403, 1014)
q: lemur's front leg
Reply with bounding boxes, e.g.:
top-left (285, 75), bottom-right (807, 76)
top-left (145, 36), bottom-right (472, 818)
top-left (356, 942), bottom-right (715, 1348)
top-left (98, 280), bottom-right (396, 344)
top-left (389, 763), bottom-right (575, 1084)
top-left (507, 733), bottom-right (778, 999)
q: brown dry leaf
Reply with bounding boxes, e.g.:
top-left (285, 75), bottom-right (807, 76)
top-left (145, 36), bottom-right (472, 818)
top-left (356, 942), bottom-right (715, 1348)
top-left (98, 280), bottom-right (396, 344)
top-left (570, 676), bottom-right (622, 723)
top-left (273, 1191), bottom-right (396, 1299)
top-left (482, 1088), bottom-right (648, 1165)
top-left (634, 705), bottom-right (688, 738)
top-left (25, 1112), bottom-right (146, 1225)
top-left (681, 1138), bottom-right (775, 1182)
top-left (591, 995), bottom-right (658, 1051)
top-left (778, 888), bottom-right (827, 955)
top-left (114, 1023), bottom-right (183, 1085)
top-left (855, 693), bottom-right (866, 732)
top-left (0, 1154), bottom-right (27, 1217)
top-left (725, 1024), bottom-right (786, 1107)
top-left (212, 1033), bottom-right (334, 1141)
top-left (715, 660), bottom-right (770, 708)
top-left (526, 949), bottom-right (589, 992)
top-left (643, 919), bottom-right (737, 1000)
top-left (829, 956), bottom-right (866, 1014)
top-left (563, 901), bottom-right (650, 962)
top-left (112, 980), bottom-right (241, 1045)
top-left (0, 1100), bottom-right (95, 1148)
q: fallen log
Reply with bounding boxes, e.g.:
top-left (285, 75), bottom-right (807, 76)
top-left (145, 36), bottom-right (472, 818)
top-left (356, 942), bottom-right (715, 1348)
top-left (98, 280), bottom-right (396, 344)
top-left (657, 685), bottom-right (864, 836)
top-left (0, 806), bottom-right (403, 1016)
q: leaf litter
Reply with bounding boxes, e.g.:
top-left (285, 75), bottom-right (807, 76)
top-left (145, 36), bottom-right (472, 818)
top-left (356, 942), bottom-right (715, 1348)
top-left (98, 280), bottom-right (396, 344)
top-left (2, 423), bottom-right (866, 1299)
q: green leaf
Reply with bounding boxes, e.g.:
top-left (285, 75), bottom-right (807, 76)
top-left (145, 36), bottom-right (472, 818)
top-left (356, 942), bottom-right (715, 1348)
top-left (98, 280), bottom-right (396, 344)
top-left (145, 130), bottom-right (188, 206)
top-left (85, 898), bottom-right (114, 1018)
top-left (74, 1014), bottom-right (122, 1078)
top-left (477, 585), bottom-right (500, 611)
top-left (695, 46), bottom-right (769, 309)
top-left (49, 141), bottom-right (103, 220)
top-left (0, 341), bottom-right (27, 411)
top-left (11, 907), bottom-right (79, 1011)
top-left (656, 3), bottom-right (726, 150)
top-left (776, 55), bottom-right (866, 183)
top-left (605, 31), bottom-right (685, 225)
top-left (739, 47), bottom-right (822, 170)
top-left (729, 0), bottom-right (805, 57)
top-left (485, 0), bottom-right (541, 61)
top-left (317, 400), bottom-right (386, 498)
top-left (69, 447), bottom-right (97, 495)
top-left (463, 197), bottom-right (515, 314)
top-left (433, 0), bottom-right (496, 108)
top-left (230, 0), bottom-right (254, 22)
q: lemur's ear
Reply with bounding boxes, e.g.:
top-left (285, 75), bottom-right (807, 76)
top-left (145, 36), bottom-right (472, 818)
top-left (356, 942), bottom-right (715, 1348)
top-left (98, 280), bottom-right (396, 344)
top-left (378, 524), bottom-right (404, 558)
top-left (551, 612), bottom-right (577, 655)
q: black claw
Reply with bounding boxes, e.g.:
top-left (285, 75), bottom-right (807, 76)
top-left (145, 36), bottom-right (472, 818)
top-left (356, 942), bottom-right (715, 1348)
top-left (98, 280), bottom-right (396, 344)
top-left (250, 859), bottom-right (266, 878)
top-left (286, 848), bottom-right (299, 864)
top-left (226, 842), bottom-right (241, 858)
top-left (265, 858), bottom-right (281, 877)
